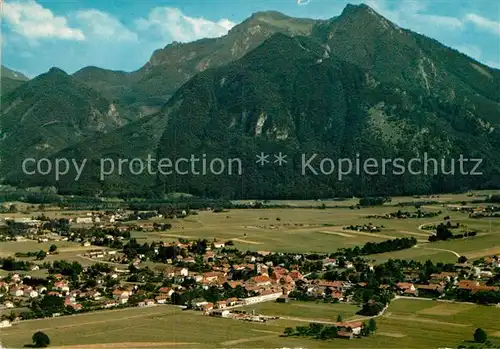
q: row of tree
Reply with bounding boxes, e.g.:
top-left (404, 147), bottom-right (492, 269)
top-left (334, 237), bottom-right (418, 258)
top-left (283, 319), bottom-right (377, 340)
top-left (428, 223), bottom-right (477, 242)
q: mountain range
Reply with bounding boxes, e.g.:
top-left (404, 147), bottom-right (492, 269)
top-left (1, 4), bottom-right (499, 198)
top-left (1, 66), bottom-right (29, 96)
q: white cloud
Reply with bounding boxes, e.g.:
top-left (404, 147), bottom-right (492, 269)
top-left (75, 10), bottom-right (138, 42)
top-left (364, 0), bottom-right (464, 32)
top-left (464, 13), bottom-right (500, 36)
top-left (483, 60), bottom-right (500, 69)
top-left (1, 0), bottom-right (84, 40)
top-left (455, 44), bottom-right (482, 60)
top-left (136, 7), bottom-right (235, 43)
top-left (416, 14), bottom-right (463, 29)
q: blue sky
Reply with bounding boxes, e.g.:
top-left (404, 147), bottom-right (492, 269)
top-left (1, 0), bottom-right (499, 77)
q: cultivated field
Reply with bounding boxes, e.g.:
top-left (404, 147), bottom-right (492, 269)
top-left (3, 191), bottom-right (500, 263)
top-left (240, 300), bottom-right (360, 321)
top-left (1, 299), bottom-right (499, 348)
top-left (376, 298), bottom-right (500, 347)
top-left (0, 240), bottom-right (109, 269)
top-left (131, 203), bottom-right (500, 262)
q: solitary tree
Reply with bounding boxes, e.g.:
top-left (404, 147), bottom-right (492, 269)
top-left (283, 327), bottom-right (295, 337)
top-left (32, 331), bottom-right (50, 347)
top-left (474, 328), bottom-right (487, 343)
top-left (336, 314), bottom-right (343, 323)
top-left (368, 318), bottom-right (377, 333)
top-left (36, 250), bottom-right (47, 260)
top-left (361, 322), bottom-right (369, 336)
top-left (49, 245), bottom-right (57, 253)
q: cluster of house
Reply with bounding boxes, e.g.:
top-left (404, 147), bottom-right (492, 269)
top-left (0, 274), bottom-right (42, 300)
top-left (446, 204), bottom-right (500, 216)
top-left (83, 249), bottom-right (118, 259)
top-left (0, 218), bottom-right (41, 237)
top-left (2, 228), bottom-right (500, 328)
top-left (365, 210), bottom-right (440, 220)
top-left (343, 224), bottom-right (381, 232)
top-left (0, 274), bottom-right (80, 310)
top-left (468, 206), bottom-right (500, 218)
top-left (1, 209), bottom-right (167, 242)
top-left (382, 260), bottom-right (500, 297)
top-left (71, 211), bottom-right (135, 225)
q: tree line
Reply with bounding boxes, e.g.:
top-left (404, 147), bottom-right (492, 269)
top-left (333, 237), bottom-right (418, 258)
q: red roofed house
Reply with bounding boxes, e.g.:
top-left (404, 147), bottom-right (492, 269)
top-left (317, 280), bottom-right (350, 292)
top-left (203, 272), bottom-right (224, 283)
top-left (138, 299), bottom-right (155, 307)
top-left (155, 295), bottom-right (169, 304)
top-left (279, 275), bottom-right (295, 286)
top-left (227, 281), bottom-right (243, 289)
top-left (396, 282), bottom-right (416, 295)
top-left (288, 270), bottom-right (303, 281)
top-left (158, 287), bottom-right (174, 297)
top-left (70, 303), bottom-right (82, 311)
top-left (9, 287), bottom-right (23, 297)
top-left (430, 272), bottom-right (458, 282)
top-left (0, 281), bottom-right (9, 292)
top-left (215, 300), bottom-right (227, 309)
top-left (112, 289), bottom-right (129, 303)
top-left (202, 302), bottom-right (214, 314)
top-left (458, 280), bottom-right (480, 290)
top-left (227, 297), bottom-right (238, 306)
top-left (336, 322), bottom-right (363, 335)
top-left (415, 284), bottom-right (444, 296)
top-left (103, 300), bottom-right (117, 308)
top-left (250, 275), bottom-right (272, 286)
top-left (337, 330), bottom-right (354, 339)
top-left (53, 280), bottom-right (70, 292)
top-left (471, 285), bottom-right (500, 294)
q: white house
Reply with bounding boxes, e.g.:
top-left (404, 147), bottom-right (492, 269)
top-left (88, 291), bottom-right (102, 300)
top-left (155, 295), bottom-right (169, 304)
top-left (9, 287), bottom-right (23, 297)
top-left (76, 217), bottom-right (94, 224)
top-left (213, 242), bottom-right (225, 249)
top-left (242, 292), bottom-right (283, 305)
top-left (3, 301), bottom-right (14, 308)
top-left (0, 320), bottom-right (12, 328)
top-left (24, 289), bottom-right (38, 298)
top-left (103, 301), bottom-right (117, 308)
top-left (112, 289), bottom-right (129, 301)
top-left (53, 281), bottom-right (70, 293)
top-left (138, 299), bottom-right (155, 307)
top-left (175, 267), bottom-right (189, 277)
top-left (337, 322), bottom-right (363, 335)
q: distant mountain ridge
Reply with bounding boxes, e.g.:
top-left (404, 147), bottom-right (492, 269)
top-left (2, 4), bottom-right (500, 198)
top-left (72, 11), bottom-right (318, 111)
top-left (1, 65), bottom-right (29, 96)
top-left (0, 67), bottom-right (138, 177)
top-left (1, 65), bottom-right (29, 81)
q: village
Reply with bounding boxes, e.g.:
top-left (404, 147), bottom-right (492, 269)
top-left (1, 197), bottom-right (500, 347)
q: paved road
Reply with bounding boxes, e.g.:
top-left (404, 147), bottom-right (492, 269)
top-left (413, 245), bottom-right (461, 258)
